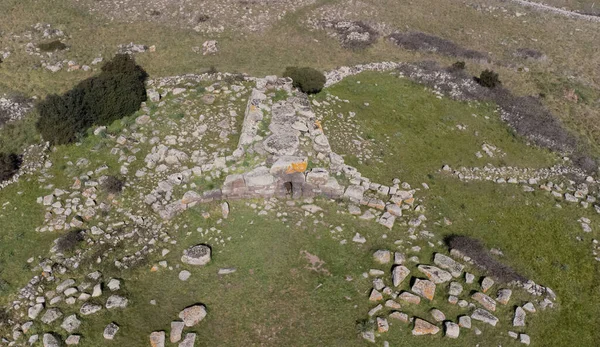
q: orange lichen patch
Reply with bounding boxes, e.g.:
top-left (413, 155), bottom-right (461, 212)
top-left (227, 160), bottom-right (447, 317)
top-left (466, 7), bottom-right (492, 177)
top-left (150, 265), bottom-right (159, 272)
top-left (285, 161), bottom-right (308, 174)
top-left (314, 120), bottom-right (323, 131)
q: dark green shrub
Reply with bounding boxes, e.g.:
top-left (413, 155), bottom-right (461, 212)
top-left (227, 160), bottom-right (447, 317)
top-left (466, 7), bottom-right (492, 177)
top-left (476, 69), bottom-right (501, 88)
top-left (283, 67), bottom-right (326, 94)
top-left (0, 152), bottom-right (21, 182)
top-left (55, 230), bottom-right (85, 253)
top-left (37, 40), bottom-right (67, 52)
top-left (451, 61), bottom-right (466, 70)
top-left (36, 54), bottom-right (148, 145)
top-left (102, 175), bottom-right (126, 194)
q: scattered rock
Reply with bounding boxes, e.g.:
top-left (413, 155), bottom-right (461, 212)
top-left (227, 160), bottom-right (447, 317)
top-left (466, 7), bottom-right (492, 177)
top-left (42, 333), bottom-right (60, 347)
top-left (513, 306), bottom-right (526, 327)
top-left (150, 331), bottom-right (165, 347)
top-left (373, 250), bottom-right (391, 264)
top-left (170, 321), bottom-right (184, 343)
top-left (430, 308), bottom-right (445, 322)
top-left (61, 314), bottom-right (81, 333)
top-left (417, 265), bottom-right (452, 283)
top-left (445, 321), bottom-right (460, 338)
top-left (391, 266), bottom-right (410, 287)
top-left (411, 279), bottom-right (436, 300)
top-left (41, 308), bottom-right (62, 324)
top-left (178, 305), bottom-right (207, 327)
top-left (471, 308), bottom-right (499, 326)
top-left (412, 318), bottom-right (440, 335)
top-left (103, 322), bottom-right (119, 340)
top-left (179, 270), bottom-right (191, 281)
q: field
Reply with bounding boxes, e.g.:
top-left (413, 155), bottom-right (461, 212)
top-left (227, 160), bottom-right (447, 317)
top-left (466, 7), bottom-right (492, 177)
top-left (1, 0), bottom-right (599, 346)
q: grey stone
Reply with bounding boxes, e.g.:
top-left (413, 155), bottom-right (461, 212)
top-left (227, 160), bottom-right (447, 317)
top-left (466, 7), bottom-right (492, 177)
top-left (103, 322), bottom-right (119, 340)
top-left (411, 279), bottom-right (436, 300)
top-left (523, 302), bottom-right (536, 313)
top-left (481, 277), bottom-right (494, 293)
top-left (43, 333), bottom-right (60, 347)
top-left (179, 333), bottom-right (196, 347)
top-left (150, 331), bottom-right (165, 347)
top-left (56, 279), bottom-right (76, 293)
top-left (417, 265), bottom-right (452, 284)
top-left (433, 253), bottom-right (464, 277)
top-left (513, 306), bottom-right (526, 327)
top-left (107, 278), bottom-right (121, 291)
top-left (178, 305), bottom-right (207, 327)
top-left (178, 270), bottom-right (191, 281)
top-left (445, 321), bottom-right (460, 338)
top-left (449, 282), bottom-right (463, 296)
top-left (65, 335), bottom-right (80, 345)
top-left (465, 273), bottom-right (475, 284)
top-left (471, 308), bottom-right (499, 326)
top-left (471, 292), bottom-right (496, 311)
top-left (430, 308), bottom-right (446, 322)
top-left (181, 244), bottom-right (211, 266)
top-left (28, 303), bottom-right (44, 319)
top-left (520, 333), bottom-right (531, 345)
top-left (80, 303), bottom-right (102, 315)
top-left (41, 308), bottom-right (62, 324)
top-left (61, 314), bottom-right (81, 333)
top-left (496, 288), bottom-right (512, 305)
top-left (373, 250), bottom-right (391, 264)
top-left (458, 315), bottom-right (471, 328)
top-left (392, 266), bottom-right (410, 287)
top-left (106, 295), bottom-right (128, 309)
top-left (170, 321), bottom-right (184, 343)
top-left (412, 318), bottom-right (440, 335)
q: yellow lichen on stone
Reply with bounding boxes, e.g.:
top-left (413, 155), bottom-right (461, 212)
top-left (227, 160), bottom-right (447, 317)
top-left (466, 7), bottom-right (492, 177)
top-left (285, 161), bottom-right (308, 174)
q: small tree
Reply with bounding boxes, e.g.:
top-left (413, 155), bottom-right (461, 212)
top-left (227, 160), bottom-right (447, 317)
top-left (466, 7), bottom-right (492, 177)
top-left (36, 54), bottom-right (148, 145)
top-left (283, 67), bottom-right (326, 94)
top-left (476, 69), bottom-right (501, 88)
top-left (0, 152), bottom-right (21, 182)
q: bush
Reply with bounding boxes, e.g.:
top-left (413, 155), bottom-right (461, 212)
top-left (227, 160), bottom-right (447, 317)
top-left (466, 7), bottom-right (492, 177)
top-left (476, 69), bottom-right (501, 88)
top-left (36, 54), bottom-right (148, 145)
top-left (283, 67), bottom-right (326, 94)
top-left (446, 235), bottom-right (526, 283)
top-left (0, 152), bottom-right (21, 182)
top-left (451, 61), bottom-right (466, 71)
top-left (102, 175), bottom-right (125, 194)
top-left (55, 230), bottom-right (85, 253)
top-left (37, 40), bottom-right (67, 52)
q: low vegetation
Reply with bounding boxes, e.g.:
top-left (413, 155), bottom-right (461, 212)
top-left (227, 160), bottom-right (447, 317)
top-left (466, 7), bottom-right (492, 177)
top-left (283, 66), bottom-right (326, 94)
top-left (37, 40), bottom-right (67, 52)
top-left (388, 32), bottom-right (488, 61)
top-left (446, 235), bottom-right (526, 282)
top-left (475, 69), bottom-right (501, 89)
top-left (0, 152), bottom-right (20, 182)
top-left (36, 54), bottom-right (148, 145)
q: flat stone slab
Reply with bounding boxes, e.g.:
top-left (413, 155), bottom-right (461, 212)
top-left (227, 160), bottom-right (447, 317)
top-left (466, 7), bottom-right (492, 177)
top-left (412, 278), bottom-right (436, 300)
top-left (179, 305), bottom-right (207, 327)
top-left (433, 253), bottom-right (464, 277)
top-left (412, 318), bottom-right (440, 335)
top-left (471, 308), bottom-right (499, 326)
top-left (417, 265), bottom-right (452, 284)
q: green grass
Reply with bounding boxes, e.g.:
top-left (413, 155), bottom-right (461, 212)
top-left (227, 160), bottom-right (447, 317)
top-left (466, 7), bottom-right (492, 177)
top-left (313, 71), bottom-right (557, 183)
top-left (425, 177), bottom-right (600, 346)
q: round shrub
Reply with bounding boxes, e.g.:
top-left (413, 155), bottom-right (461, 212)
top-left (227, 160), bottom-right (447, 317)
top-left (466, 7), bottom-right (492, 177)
top-left (476, 69), bottom-right (501, 88)
top-left (0, 152), bottom-right (21, 182)
top-left (36, 54), bottom-right (148, 145)
top-left (283, 67), bottom-right (326, 94)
